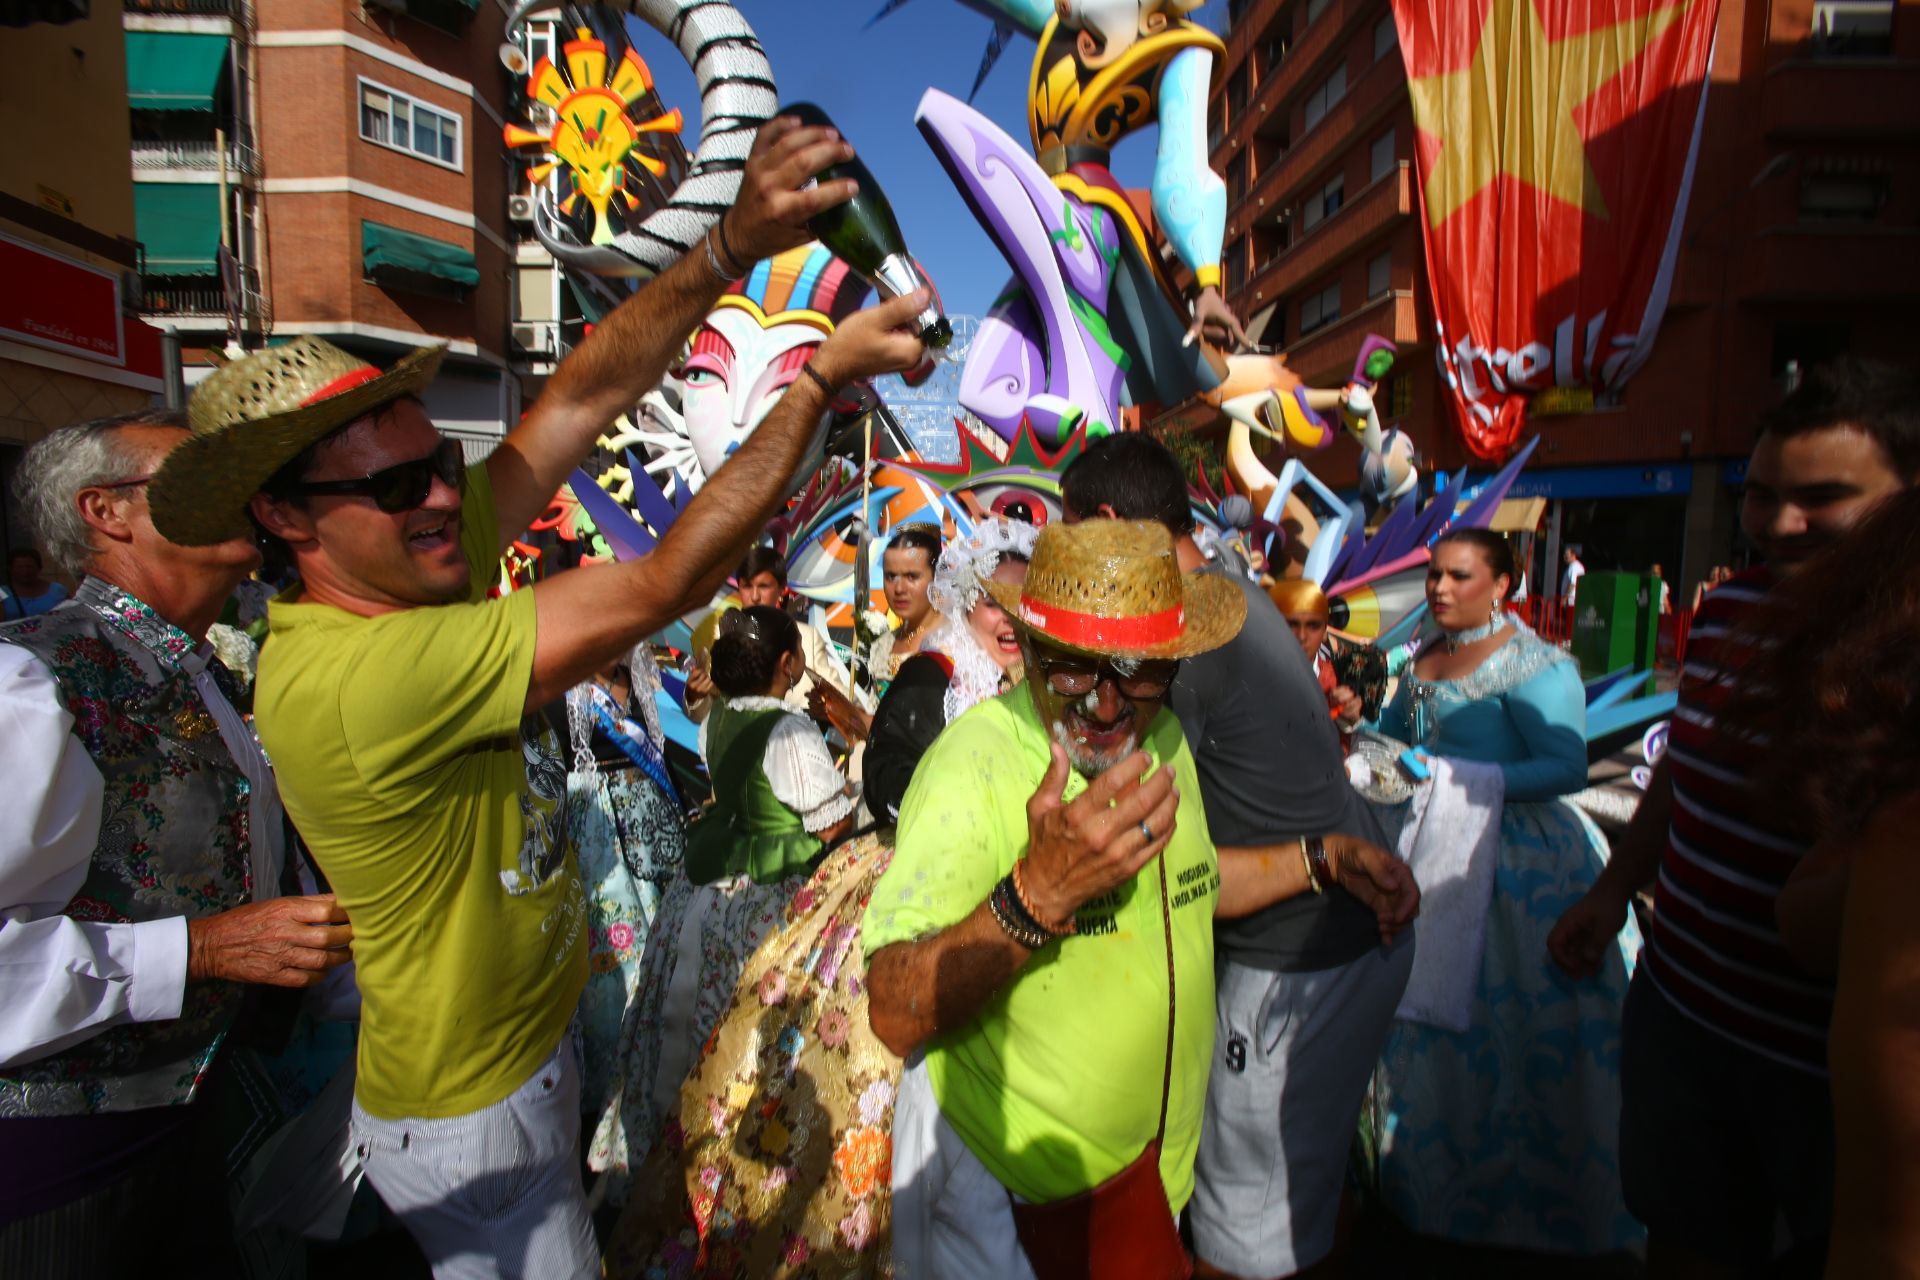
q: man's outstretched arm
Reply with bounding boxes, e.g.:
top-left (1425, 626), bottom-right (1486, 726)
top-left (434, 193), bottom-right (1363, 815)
top-left (524, 290), bottom-right (929, 713)
top-left (485, 116), bottom-right (862, 549)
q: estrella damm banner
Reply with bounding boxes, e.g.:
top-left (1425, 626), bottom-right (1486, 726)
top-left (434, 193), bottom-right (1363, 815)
top-left (1390, 0), bottom-right (1720, 459)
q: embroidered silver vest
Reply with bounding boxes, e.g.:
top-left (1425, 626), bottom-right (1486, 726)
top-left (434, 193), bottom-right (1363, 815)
top-left (0, 579), bottom-right (253, 1116)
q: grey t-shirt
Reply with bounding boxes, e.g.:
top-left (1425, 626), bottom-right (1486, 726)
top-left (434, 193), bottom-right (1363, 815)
top-left (1170, 568), bottom-right (1386, 972)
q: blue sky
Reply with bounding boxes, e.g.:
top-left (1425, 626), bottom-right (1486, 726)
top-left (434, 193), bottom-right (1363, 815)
top-left (629, 1), bottom-right (1227, 319)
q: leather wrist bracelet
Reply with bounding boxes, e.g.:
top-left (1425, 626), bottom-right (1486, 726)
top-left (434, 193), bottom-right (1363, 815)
top-left (1013, 860), bottom-right (1076, 937)
top-left (799, 362), bottom-right (837, 399)
top-left (714, 213), bottom-right (749, 278)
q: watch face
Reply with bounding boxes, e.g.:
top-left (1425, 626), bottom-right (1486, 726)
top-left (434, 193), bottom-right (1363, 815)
top-left (1346, 731), bottom-right (1417, 806)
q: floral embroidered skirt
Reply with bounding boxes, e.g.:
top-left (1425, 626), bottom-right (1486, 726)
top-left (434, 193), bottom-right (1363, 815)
top-left (573, 766), bottom-right (686, 1121)
top-left (603, 830), bottom-right (903, 1278)
top-left (1374, 798), bottom-right (1644, 1254)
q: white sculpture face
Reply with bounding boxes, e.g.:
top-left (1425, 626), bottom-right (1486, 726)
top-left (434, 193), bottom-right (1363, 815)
top-left (678, 302), bottom-right (831, 481)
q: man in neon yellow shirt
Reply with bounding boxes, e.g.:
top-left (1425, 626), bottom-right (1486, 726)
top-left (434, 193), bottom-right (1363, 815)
top-left (866, 520), bottom-right (1418, 1278)
top-left (145, 118), bottom-right (932, 1279)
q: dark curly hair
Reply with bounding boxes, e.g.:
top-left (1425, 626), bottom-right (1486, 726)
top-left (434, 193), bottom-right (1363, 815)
top-left (1724, 486), bottom-right (1920, 836)
top-left (709, 605), bottom-right (801, 698)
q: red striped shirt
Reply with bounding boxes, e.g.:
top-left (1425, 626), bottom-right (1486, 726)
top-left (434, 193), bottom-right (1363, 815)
top-left (1644, 567), bottom-right (1833, 1074)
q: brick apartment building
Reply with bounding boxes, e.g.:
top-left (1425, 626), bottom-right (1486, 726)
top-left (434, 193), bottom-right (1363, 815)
top-left (126, 0), bottom-right (535, 455)
top-left (1207, 0), bottom-right (1920, 594)
top-left (1, 2), bottom-right (170, 561)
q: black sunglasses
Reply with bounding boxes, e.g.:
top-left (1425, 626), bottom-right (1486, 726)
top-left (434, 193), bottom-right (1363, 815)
top-left (290, 438), bottom-right (465, 513)
top-left (1030, 649), bottom-right (1181, 699)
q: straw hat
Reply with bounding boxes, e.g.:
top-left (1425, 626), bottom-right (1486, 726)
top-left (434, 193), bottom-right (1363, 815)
top-left (984, 519), bottom-right (1246, 661)
top-left (148, 336), bottom-right (445, 546)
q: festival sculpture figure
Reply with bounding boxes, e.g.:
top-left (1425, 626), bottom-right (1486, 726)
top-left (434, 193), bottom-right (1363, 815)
top-left (902, 0), bottom-right (1244, 445)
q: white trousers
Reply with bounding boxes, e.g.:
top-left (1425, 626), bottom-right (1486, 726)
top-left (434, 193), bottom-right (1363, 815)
top-left (350, 1038), bottom-right (597, 1280)
top-left (889, 1055), bottom-right (1038, 1280)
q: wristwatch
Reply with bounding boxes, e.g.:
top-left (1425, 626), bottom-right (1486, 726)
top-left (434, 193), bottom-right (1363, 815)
top-left (1305, 835), bottom-right (1332, 889)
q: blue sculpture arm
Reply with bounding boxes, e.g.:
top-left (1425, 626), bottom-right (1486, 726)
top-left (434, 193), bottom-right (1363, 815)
top-left (1154, 46), bottom-right (1226, 286)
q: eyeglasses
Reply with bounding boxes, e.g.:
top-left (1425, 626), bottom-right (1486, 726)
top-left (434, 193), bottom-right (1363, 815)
top-left (290, 438), bottom-right (465, 513)
top-left (93, 475), bottom-right (152, 491)
top-left (1030, 650), bottom-right (1180, 699)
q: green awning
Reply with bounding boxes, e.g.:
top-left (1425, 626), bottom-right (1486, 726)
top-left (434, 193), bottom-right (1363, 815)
top-left (125, 31), bottom-right (228, 112)
top-left (134, 183), bottom-right (221, 275)
top-left (362, 221), bottom-right (480, 289)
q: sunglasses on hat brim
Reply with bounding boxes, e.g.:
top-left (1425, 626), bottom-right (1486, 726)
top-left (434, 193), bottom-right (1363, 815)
top-left (288, 438), bottom-right (465, 513)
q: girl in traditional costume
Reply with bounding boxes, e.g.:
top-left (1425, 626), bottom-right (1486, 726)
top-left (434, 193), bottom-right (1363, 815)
top-left (604, 518), bottom-right (1035, 1277)
top-left (864, 524), bottom-right (942, 698)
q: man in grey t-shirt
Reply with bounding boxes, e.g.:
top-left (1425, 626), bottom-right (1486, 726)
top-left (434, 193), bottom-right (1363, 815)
top-left (1062, 435), bottom-right (1417, 1279)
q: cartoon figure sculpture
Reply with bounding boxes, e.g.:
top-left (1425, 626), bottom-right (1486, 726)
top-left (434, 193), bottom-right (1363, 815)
top-left (1215, 335), bottom-right (1419, 520)
top-left (889, 0), bottom-right (1240, 445)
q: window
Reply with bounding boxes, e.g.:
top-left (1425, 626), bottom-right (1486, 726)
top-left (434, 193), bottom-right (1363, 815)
top-left (1228, 63), bottom-right (1249, 121)
top-left (1228, 153), bottom-right (1248, 201)
top-left (1307, 0), bottom-right (1332, 24)
top-left (1301, 173), bottom-right (1344, 231)
top-left (1302, 63), bottom-right (1347, 131)
top-left (1799, 172), bottom-right (1888, 219)
top-left (1263, 33), bottom-right (1291, 74)
top-left (359, 78), bottom-right (461, 170)
top-left (523, 23), bottom-right (555, 69)
top-left (1300, 279), bottom-right (1340, 335)
top-left (1810, 1), bottom-right (1894, 56)
top-left (1367, 250), bottom-right (1392, 299)
top-left (1370, 130), bottom-right (1396, 182)
top-left (1374, 13), bottom-right (1399, 60)
top-left (1227, 238), bottom-right (1248, 292)
top-left (1389, 372), bottom-right (1412, 418)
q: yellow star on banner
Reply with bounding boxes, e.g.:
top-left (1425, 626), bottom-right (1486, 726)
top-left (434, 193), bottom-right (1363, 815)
top-left (1407, 0), bottom-right (1689, 227)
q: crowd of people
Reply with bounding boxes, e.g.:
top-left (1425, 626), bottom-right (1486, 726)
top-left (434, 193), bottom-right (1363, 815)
top-left (2, 109), bottom-right (1917, 1280)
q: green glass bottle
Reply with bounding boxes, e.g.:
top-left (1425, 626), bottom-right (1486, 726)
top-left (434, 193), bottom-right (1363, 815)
top-left (783, 101), bottom-right (952, 351)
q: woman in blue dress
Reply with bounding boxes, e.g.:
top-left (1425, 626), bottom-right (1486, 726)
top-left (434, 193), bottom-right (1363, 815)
top-left (1371, 527), bottom-right (1642, 1255)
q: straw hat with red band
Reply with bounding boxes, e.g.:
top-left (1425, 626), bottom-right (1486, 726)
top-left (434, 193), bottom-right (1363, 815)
top-left (147, 335), bottom-right (446, 547)
top-left (983, 518), bottom-right (1246, 661)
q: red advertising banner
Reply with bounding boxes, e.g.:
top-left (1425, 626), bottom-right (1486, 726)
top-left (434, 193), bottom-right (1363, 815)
top-left (1391, 0), bottom-right (1719, 459)
top-left (0, 231), bottom-right (126, 366)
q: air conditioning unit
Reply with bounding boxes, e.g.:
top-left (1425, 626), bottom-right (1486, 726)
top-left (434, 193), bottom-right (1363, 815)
top-left (507, 194), bottom-right (536, 223)
top-left (512, 322), bottom-right (555, 354)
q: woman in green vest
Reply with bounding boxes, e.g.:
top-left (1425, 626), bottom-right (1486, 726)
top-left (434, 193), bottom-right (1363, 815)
top-left (688, 605), bottom-right (855, 882)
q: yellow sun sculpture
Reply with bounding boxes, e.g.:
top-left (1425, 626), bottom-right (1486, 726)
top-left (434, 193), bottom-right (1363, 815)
top-left (503, 28), bottom-right (684, 246)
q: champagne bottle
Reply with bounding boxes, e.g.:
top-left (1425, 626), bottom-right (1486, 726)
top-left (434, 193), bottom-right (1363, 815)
top-left (783, 101), bottom-right (952, 352)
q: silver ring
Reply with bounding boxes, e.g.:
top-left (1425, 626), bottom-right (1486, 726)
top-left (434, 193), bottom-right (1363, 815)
top-left (1138, 820), bottom-right (1154, 842)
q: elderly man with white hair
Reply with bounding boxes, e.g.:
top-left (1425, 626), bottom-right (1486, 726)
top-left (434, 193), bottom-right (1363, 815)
top-left (0, 410), bottom-right (350, 1276)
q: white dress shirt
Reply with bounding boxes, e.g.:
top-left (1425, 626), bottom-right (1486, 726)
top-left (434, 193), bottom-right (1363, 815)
top-left (0, 642), bottom-right (286, 1070)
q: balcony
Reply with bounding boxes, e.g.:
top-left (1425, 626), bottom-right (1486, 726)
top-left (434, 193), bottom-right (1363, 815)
top-left (1740, 224), bottom-right (1920, 301)
top-left (1245, 50), bottom-right (1407, 212)
top-left (140, 264), bottom-right (265, 324)
top-left (131, 138), bottom-right (260, 178)
top-left (125, 0), bottom-right (247, 16)
top-left (1236, 162), bottom-right (1411, 306)
top-left (1279, 290), bottom-right (1419, 382)
top-left (1762, 59), bottom-right (1920, 140)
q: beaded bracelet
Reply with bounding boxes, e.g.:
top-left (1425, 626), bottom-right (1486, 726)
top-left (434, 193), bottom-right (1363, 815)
top-left (1012, 860), bottom-right (1076, 937)
top-left (988, 877), bottom-right (1051, 951)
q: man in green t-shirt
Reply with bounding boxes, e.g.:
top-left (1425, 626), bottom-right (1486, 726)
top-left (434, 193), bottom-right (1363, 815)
top-left (866, 520), bottom-right (1415, 1278)
top-left (145, 118), bottom-right (931, 1278)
